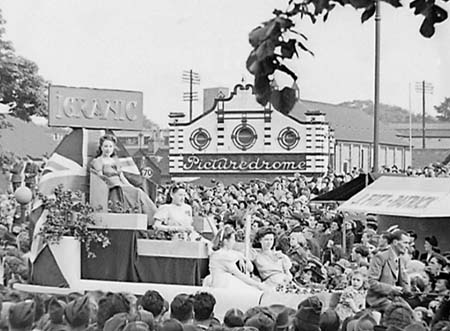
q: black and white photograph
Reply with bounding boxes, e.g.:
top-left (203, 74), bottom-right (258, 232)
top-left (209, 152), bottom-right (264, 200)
top-left (0, 1), bottom-right (449, 330)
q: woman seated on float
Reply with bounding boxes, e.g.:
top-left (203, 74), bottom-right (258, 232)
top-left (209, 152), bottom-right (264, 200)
top-left (89, 134), bottom-right (157, 224)
top-left (252, 227), bottom-right (294, 288)
top-left (204, 225), bottom-right (266, 291)
top-left (153, 184), bottom-right (212, 241)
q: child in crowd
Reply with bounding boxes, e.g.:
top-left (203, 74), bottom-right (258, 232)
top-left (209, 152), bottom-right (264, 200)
top-left (334, 269), bottom-right (367, 322)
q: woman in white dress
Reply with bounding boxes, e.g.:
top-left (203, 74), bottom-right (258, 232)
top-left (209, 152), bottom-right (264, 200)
top-left (153, 185), bottom-right (194, 233)
top-left (206, 225), bottom-right (266, 291)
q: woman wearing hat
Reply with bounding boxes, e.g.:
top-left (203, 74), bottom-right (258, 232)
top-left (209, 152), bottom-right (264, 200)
top-left (420, 236), bottom-right (440, 265)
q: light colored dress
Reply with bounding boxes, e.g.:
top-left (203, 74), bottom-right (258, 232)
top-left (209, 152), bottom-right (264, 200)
top-left (254, 250), bottom-right (292, 287)
top-left (207, 249), bottom-right (257, 290)
top-left (90, 158), bottom-right (156, 222)
top-left (153, 203), bottom-right (193, 229)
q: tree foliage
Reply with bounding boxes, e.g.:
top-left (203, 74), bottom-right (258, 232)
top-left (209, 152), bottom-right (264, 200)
top-left (435, 97), bottom-right (450, 121)
top-left (0, 9), bottom-right (48, 122)
top-left (247, 0), bottom-right (448, 114)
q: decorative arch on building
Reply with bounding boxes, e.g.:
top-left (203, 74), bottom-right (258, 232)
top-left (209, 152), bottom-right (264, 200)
top-left (231, 123), bottom-right (257, 151)
top-left (190, 128), bottom-right (211, 151)
top-left (277, 127), bottom-right (300, 150)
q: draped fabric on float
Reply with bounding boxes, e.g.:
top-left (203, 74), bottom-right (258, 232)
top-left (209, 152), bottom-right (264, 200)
top-left (29, 128), bottom-right (155, 264)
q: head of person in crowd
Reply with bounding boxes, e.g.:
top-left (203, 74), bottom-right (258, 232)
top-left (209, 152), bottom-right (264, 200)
top-left (389, 230), bottom-right (410, 256)
top-left (289, 231), bottom-right (307, 250)
top-left (244, 308), bottom-right (276, 331)
top-left (166, 184), bottom-right (187, 206)
top-left (424, 235), bottom-right (439, 253)
top-left (352, 244), bottom-right (370, 263)
top-left (361, 229), bottom-right (377, 247)
top-left (350, 269), bottom-right (366, 291)
top-left (319, 309), bottom-right (340, 331)
top-left (254, 227), bottom-right (277, 251)
top-left (434, 272), bottom-right (450, 294)
top-left (223, 308), bottom-right (244, 328)
top-left (138, 290), bottom-right (167, 320)
top-left (8, 301), bottom-right (35, 331)
top-left (192, 292), bottom-right (217, 325)
top-left (381, 301), bottom-right (415, 331)
top-left (97, 293), bottom-right (130, 329)
top-left (64, 296), bottom-right (91, 331)
top-left (170, 293), bottom-right (194, 324)
top-left (427, 254), bottom-right (447, 276)
top-left (159, 319), bottom-right (184, 331)
top-left (294, 296), bottom-right (322, 331)
top-left (212, 225), bottom-right (236, 251)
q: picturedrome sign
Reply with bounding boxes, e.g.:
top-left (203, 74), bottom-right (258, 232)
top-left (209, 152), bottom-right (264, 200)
top-left (182, 154), bottom-right (307, 172)
top-left (48, 85), bottom-right (143, 130)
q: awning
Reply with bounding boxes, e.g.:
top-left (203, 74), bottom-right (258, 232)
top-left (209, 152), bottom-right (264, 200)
top-left (311, 173), bottom-right (376, 202)
top-left (338, 176), bottom-right (450, 218)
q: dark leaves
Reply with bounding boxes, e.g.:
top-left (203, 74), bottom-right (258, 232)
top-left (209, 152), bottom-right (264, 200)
top-left (382, 0), bottom-right (402, 8)
top-left (281, 39), bottom-right (298, 58)
top-left (271, 87), bottom-right (298, 114)
top-left (348, 0), bottom-right (375, 9)
top-left (254, 75), bottom-right (272, 106)
top-left (298, 41), bottom-right (315, 56)
top-left (418, 4), bottom-right (448, 37)
top-left (410, 0), bottom-right (429, 15)
top-left (361, 4), bottom-right (376, 22)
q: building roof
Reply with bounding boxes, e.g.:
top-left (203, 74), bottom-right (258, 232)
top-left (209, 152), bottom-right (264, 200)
top-left (0, 115), bottom-right (59, 158)
top-left (290, 100), bottom-right (408, 146)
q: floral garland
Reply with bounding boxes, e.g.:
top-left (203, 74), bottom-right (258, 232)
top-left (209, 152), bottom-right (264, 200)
top-left (37, 185), bottom-right (110, 258)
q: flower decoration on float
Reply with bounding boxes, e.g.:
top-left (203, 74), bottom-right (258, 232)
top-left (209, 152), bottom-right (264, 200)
top-left (37, 185), bottom-right (110, 258)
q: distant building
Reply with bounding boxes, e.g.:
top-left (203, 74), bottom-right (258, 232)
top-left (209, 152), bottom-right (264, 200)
top-left (290, 101), bottom-right (410, 173)
top-left (390, 122), bottom-right (450, 167)
top-left (392, 122), bottom-right (450, 149)
top-left (115, 128), bottom-right (170, 155)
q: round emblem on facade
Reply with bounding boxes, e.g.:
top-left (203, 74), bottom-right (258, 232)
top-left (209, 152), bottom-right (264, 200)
top-left (232, 124), bottom-right (257, 151)
top-left (278, 127), bottom-right (300, 150)
top-left (190, 128), bottom-right (211, 151)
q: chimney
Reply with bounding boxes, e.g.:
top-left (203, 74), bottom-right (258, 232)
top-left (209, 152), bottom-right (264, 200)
top-left (203, 87), bottom-right (229, 113)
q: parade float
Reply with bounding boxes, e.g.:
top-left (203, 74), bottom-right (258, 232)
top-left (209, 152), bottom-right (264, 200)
top-left (14, 85), bottom-right (330, 318)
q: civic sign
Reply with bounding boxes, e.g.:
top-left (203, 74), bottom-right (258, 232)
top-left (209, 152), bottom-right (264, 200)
top-left (48, 85), bottom-right (143, 130)
top-left (182, 153), bottom-right (307, 172)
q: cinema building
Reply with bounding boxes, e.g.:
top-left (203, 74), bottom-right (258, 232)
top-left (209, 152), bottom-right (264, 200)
top-left (168, 84), bottom-right (410, 184)
top-left (169, 84), bottom-right (334, 184)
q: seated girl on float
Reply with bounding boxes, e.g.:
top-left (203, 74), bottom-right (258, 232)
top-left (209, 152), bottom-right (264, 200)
top-left (252, 227), bottom-right (295, 288)
top-left (203, 225), bottom-right (266, 291)
top-left (153, 184), bottom-right (216, 241)
top-left (89, 134), bottom-right (157, 224)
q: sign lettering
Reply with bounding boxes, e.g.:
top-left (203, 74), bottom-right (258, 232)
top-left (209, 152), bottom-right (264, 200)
top-left (182, 154), bottom-right (307, 172)
top-left (49, 85), bottom-right (143, 130)
top-left (351, 193), bottom-right (438, 210)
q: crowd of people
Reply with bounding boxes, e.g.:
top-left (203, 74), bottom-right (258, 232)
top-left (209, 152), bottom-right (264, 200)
top-left (0, 145), bottom-right (449, 331)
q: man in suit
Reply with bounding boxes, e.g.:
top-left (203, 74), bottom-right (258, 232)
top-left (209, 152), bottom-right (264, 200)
top-left (366, 229), bottom-right (411, 312)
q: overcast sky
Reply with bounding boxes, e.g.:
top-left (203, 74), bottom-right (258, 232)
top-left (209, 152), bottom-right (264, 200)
top-left (2, 0), bottom-right (449, 127)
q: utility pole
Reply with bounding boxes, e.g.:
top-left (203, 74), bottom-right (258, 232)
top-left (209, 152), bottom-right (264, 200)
top-left (415, 81), bottom-right (433, 149)
top-left (182, 70), bottom-right (200, 122)
top-left (373, 0), bottom-right (381, 173)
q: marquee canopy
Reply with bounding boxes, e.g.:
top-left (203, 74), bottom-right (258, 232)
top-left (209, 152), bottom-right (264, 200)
top-left (338, 176), bottom-right (450, 218)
